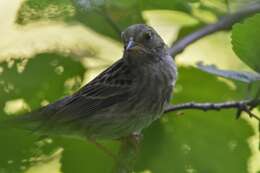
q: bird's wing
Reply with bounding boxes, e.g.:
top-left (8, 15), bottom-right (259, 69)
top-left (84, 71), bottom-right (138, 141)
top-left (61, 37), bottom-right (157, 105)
top-left (46, 58), bottom-right (134, 123)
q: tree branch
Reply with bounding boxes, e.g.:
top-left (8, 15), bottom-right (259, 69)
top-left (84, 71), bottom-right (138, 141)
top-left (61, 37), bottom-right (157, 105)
top-left (169, 4), bottom-right (260, 57)
top-left (164, 99), bottom-right (260, 121)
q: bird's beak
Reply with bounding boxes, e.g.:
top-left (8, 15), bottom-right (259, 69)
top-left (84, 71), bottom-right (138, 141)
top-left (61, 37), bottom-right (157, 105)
top-left (126, 37), bottom-right (135, 51)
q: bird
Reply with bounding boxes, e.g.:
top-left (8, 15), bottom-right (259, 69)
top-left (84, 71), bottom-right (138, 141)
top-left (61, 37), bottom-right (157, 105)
top-left (7, 24), bottom-right (177, 142)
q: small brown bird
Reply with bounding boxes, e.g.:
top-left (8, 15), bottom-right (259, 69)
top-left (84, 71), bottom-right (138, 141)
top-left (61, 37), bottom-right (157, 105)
top-left (9, 24), bottom-right (177, 141)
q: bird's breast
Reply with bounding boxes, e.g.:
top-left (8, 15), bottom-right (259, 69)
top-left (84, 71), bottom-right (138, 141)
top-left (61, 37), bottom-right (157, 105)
top-left (131, 56), bottom-right (177, 118)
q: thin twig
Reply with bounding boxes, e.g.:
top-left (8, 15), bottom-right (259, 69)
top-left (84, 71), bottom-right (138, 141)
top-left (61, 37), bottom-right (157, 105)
top-left (243, 108), bottom-right (260, 121)
top-left (164, 99), bottom-right (260, 121)
top-left (164, 100), bottom-right (250, 112)
top-left (169, 4), bottom-right (260, 57)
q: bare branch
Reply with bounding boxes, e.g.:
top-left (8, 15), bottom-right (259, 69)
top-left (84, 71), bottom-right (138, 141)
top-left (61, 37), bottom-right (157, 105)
top-left (164, 99), bottom-right (260, 121)
top-left (169, 4), bottom-right (260, 57)
top-left (164, 100), bottom-right (249, 112)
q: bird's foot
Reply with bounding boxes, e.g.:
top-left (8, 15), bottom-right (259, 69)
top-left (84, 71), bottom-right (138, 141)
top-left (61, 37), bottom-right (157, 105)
top-left (130, 132), bottom-right (143, 143)
top-left (125, 132), bottom-right (143, 151)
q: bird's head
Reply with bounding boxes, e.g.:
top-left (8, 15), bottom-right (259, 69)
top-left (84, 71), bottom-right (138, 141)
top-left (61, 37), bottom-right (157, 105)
top-left (121, 24), bottom-right (168, 63)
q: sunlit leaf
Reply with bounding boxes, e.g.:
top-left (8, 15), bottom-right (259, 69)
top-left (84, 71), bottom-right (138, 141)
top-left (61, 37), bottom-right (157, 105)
top-left (17, 0), bottom-right (192, 40)
top-left (2, 0), bottom-right (259, 172)
top-left (16, 0), bottom-right (75, 24)
top-left (0, 53), bottom-right (85, 172)
top-left (0, 53), bottom-right (85, 114)
top-left (51, 137), bottom-right (118, 173)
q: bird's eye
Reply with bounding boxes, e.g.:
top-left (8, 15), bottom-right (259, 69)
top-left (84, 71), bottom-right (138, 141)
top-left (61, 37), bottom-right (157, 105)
top-left (143, 31), bottom-right (152, 41)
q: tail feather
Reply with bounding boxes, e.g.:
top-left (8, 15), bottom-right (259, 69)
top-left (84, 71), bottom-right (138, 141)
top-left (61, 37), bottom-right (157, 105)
top-left (0, 96), bottom-right (73, 133)
top-left (0, 105), bottom-right (57, 132)
top-left (0, 111), bottom-right (41, 131)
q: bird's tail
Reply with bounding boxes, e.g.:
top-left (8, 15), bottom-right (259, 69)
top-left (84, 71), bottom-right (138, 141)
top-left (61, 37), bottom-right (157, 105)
top-left (0, 97), bottom-right (70, 133)
top-left (0, 110), bottom-right (42, 131)
top-left (0, 104), bottom-right (57, 132)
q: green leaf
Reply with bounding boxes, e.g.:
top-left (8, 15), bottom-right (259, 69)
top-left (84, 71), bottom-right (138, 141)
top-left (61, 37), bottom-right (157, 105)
top-left (52, 137), bottom-right (118, 173)
top-left (16, 0), bottom-right (75, 24)
top-left (139, 0), bottom-right (191, 12)
top-left (259, 121), bottom-right (260, 150)
top-left (0, 53), bottom-right (85, 113)
top-left (0, 52), bottom-right (121, 173)
top-left (16, 0), bottom-right (192, 40)
top-left (73, 0), bottom-right (144, 39)
top-left (232, 14), bottom-right (260, 73)
top-left (0, 53), bottom-right (86, 172)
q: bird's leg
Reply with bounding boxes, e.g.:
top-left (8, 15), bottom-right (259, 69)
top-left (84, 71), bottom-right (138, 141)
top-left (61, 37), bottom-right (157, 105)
top-left (114, 133), bottom-right (143, 172)
top-left (127, 132), bottom-right (143, 150)
top-left (116, 132), bottom-right (143, 157)
top-left (87, 138), bottom-right (117, 161)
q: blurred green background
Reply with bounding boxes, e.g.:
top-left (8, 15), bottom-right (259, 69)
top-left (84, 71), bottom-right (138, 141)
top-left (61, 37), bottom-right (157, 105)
top-left (0, 0), bottom-right (260, 173)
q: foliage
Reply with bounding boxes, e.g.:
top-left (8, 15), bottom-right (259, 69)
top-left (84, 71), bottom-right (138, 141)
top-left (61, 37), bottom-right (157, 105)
top-left (232, 14), bottom-right (260, 73)
top-left (136, 67), bottom-right (253, 173)
top-left (0, 0), bottom-right (260, 173)
top-left (16, 0), bottom-right (191, 39)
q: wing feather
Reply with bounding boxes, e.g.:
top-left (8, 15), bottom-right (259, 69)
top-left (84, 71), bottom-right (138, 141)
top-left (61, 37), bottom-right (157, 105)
top-left (45, 59), bottom-right (134, 124)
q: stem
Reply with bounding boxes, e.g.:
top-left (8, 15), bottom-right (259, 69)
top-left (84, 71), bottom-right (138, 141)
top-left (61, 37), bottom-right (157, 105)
top-left (164, 99), bottom-right (260, 121)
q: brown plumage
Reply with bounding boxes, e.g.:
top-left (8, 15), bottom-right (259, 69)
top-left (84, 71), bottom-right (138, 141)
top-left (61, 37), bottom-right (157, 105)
top-left (8, 24), bottom-right (178, 140)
